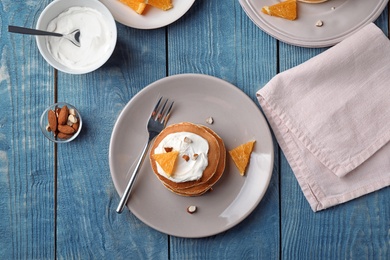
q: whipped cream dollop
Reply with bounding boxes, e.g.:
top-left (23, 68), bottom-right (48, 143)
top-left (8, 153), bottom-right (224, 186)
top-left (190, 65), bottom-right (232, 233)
top-left (154, 132), bottom-right (209, 183)
top-left (46, 6), bottom-right (112, 70)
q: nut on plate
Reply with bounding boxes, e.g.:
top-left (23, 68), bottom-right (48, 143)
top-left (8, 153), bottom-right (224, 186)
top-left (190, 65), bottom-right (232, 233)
top-left (187, 205), bottom-right (197, 214)
top-left (316, 20), bottom-right (324, 27)
top-left (205, 117), bottom-right (214, 125)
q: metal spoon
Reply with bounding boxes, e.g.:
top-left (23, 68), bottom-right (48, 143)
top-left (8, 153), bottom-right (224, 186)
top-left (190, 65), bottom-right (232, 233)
top-left (8, 25), bottom-right (81, 47)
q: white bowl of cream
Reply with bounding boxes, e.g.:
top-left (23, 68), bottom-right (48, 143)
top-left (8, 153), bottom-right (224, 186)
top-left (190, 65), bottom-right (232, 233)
top-left (36, 0), bottom-right (117, 74)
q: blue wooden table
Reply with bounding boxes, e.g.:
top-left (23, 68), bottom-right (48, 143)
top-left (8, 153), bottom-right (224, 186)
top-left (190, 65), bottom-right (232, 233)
top-left (1, 0), bottom-right (389, 259)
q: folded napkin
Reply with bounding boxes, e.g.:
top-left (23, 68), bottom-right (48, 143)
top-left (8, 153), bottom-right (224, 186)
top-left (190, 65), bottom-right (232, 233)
top-left (257, 23), bottom-right (390, 212)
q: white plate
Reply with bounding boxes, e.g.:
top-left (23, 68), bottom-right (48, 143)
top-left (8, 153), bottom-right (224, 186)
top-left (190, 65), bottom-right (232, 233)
top-left (109, 74), bottom-right (274, 238)
top-left (239, 0), bottom-right (388, 47)
top-left (100, 0), bottom-right (195, 29)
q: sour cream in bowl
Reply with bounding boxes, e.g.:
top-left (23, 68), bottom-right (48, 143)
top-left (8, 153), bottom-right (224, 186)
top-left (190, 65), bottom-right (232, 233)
top-left (36, 0), bottom-right (117, 74)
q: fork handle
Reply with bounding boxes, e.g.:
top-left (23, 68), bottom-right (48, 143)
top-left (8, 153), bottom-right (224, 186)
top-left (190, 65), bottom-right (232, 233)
top-left (116, 140), bottom-right (152, 213)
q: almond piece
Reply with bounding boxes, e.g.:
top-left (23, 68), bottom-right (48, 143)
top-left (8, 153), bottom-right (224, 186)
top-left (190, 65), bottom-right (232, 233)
top-left (55, 108), bottom-right (61, 117)
top-left (206, 117), bottom-right (214, 125)
top-left (182, 154), bottom-right (190, 162)
top-left (183, 137), bottom-right (192, 143)
top-left (69, 108), bottom-right (76, 116)
top-left (164, 147), bottom-right (173, 152)
top-left (58, 105), bottom-right (69, 125)
top-left (68, 114), bottom-right (78, 124)
top-left (58, 124), bottom-right (75, 134)
top-left (72, 122), bottom-right (79, 131)
top-left (187, 205), bottom-right (197, 214)
top-left (48, 110), bottom-right (57, 132)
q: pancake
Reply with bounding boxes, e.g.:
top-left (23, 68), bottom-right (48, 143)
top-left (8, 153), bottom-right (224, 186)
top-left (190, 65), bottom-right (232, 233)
top-left (161, 182), bottom-right (210, 196)
top-left (168, 125), bottom-right (226, 196)
top-left (150, 122), bottom-right (221, 192)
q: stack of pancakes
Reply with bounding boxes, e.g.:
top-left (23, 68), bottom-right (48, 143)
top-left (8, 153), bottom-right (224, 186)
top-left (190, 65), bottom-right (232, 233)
top-left (149, 122), bottom-right (226, 196)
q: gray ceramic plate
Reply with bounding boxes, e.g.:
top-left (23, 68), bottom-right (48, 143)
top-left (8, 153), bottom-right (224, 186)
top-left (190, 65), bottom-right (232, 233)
top-left (100, 0), bottom-right (195, 29)
top-left (239, 0), bottom-right (388, 47)
top-left (109, 74), bottom-right (274, 238)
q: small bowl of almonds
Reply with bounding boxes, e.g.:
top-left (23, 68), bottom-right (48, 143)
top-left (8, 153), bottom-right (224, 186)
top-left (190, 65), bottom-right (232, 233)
top-left (40, 102), bottom-right (82, 143)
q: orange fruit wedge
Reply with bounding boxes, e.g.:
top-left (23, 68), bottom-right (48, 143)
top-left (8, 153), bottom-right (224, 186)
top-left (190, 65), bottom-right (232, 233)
top-left (119, 0), bottom-right (147, 14)
top-left (135, 0), bottom-right (173, 11)
top-left (261, 0), bottom-right (297, 21)
top-left (229, 140), bottom-right (256, 176)
top-left (151, 150), bottom-right (179, 177)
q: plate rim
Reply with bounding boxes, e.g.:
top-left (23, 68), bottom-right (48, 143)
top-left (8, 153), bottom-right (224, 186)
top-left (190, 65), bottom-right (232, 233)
top-left (109, 73), bottom-right (274, 237)
top-left (100, 0), bottom-right (195, 29)
top-left (239, 0), bottom-right (389, 48)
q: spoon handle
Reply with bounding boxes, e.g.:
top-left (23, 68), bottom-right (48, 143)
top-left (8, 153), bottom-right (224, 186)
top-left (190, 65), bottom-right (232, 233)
top-left (8, 25), bottom-right (63, 37)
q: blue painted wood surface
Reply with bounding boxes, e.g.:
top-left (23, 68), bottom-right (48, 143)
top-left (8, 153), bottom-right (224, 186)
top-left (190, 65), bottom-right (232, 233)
top-left (0, 0), bottom-right (389, 259)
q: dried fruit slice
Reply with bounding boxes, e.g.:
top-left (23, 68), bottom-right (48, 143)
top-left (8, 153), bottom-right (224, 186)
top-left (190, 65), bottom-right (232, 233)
top-left (119, 0), bottom-right (147, 14)
top-left (229, 140), bottom-right (256, 176)
top-left (151, 150), bottom-right (179, 177)
top-left (135, 0), bottom-right (173, 11)
top-left (261, 0), bottom-right (297, 21)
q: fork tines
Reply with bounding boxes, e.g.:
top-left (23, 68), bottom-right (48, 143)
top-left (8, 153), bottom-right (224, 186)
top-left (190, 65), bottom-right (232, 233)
top-left (151, 97), bottom-right (174, 125)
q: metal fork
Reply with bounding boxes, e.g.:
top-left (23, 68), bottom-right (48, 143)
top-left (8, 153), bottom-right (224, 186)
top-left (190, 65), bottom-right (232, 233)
top-left (116, 97), bottom-right (174, 214)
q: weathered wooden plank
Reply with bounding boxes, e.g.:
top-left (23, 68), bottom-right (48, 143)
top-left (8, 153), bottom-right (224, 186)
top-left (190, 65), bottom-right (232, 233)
top-left (3, 0), bottom-right (388, 259)
top-left (168, 0), bottom-right (280, 258)
top-left (279, 10), bottom-right (390, 260)
top-left (0, 1), bottom-right (55, 259)
top-left (55, 23), bottom-right (169, 258)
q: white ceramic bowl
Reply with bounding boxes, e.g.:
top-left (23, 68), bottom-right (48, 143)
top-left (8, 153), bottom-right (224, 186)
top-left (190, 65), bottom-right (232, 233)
top-left (36, 0), bottom-right (117, 74)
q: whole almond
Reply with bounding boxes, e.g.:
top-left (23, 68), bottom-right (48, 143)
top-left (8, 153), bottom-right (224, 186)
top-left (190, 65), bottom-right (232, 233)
top-left (58, 105), bottom-right (69, 125)
top-left (57, 132), bottom-right (73, 140)
top-left (58, 124), bottom-right (75, 134)
top-left (48, 110), bottom-right (57, 132)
